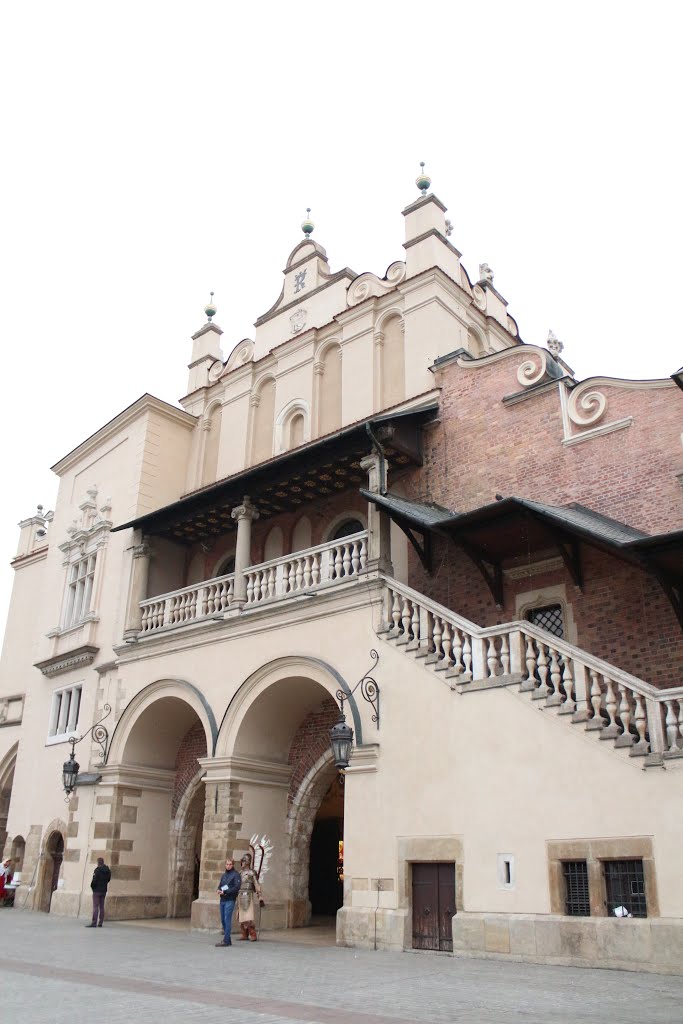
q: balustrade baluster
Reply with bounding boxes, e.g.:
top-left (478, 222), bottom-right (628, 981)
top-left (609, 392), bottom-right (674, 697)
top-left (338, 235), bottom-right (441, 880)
top-left (615, 684), bottom-right (635, 747)
top-left (486, 636), bottom-right (500, 678)
top-left (665, 700), bottom-right (679, 752)
top-left (303, 555), bottom-right (312, 588)
top-left (342, 543), bottom-right (352, 577)
top-left (586, 670), bottom-right (604, 730)
top-left (631, 694), bottom-right (650, 755)
top-left (397, 597), bottom-right (412, 646)
top-left (558, 657), bottom-right (576, 715)
top-left (600, 678), bottom-right (620, 739)
top-left (677, 701), bottom-right (683, 753)
top-left (406, 600), bottom-right (420, 650)
top-left (359, 537), bottom-right (368, 570)
top-left (546, 648), bottom-right (563, 706)
top-left (311, 553), bottom-right (321, 586)
top-left (520, 635), bottom-right (538, 692)
top-left (334, 546), bottom-right (343, 580)
top-left (461, 633), bottom-right (473, 681)
top-left (436, 619), bottom-right (453, 672)
top-left (265, 566), bottom-right (274, 598)
top-left (351, 541), bottom-right (360, 575)
top-left (500, 634), bottom-right (510, 675)
top-left (389, 589), bottom-right (401, 637)
top-left (426, 616), bottom-right (443, 664)
top-left (295, 559), bottom-right (304, 591)
top-left (532, 643), bottom-right (549, 698)
top-left (447, 627), bottom-right (463, 677)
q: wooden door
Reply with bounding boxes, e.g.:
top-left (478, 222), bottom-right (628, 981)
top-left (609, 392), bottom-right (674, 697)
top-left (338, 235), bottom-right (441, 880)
top-left (412, 862), bottom-right (455, 952)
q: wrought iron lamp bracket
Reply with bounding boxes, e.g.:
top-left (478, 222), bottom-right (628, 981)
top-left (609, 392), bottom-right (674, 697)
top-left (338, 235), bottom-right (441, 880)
top-left (336, 650), bottom-right (380, 730)
top-left (68, 703), bottom-right (112, 766)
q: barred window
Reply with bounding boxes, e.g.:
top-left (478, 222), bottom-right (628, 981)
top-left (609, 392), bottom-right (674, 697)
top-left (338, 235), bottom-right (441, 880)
top-left (604, 859), bottom-right (647, 918)
top-left (47, 684), bottom-right (82, 741)
top-left (64, 553), bottom-right (97, 627)
top-left (526, 603), bottom-right (564, 639)
top-left (562, 860), bottom-right (590, 916)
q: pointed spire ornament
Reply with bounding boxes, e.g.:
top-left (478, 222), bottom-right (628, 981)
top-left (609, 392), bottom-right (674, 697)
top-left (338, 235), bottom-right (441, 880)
top-left (301, 207), bottom-right (314, 237)
top-left (416, 161), bottom-right (431, 196)
top-left (204, 291), bottom-right (217, 322)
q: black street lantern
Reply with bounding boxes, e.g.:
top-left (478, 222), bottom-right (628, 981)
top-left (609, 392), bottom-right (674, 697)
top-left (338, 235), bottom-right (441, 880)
top-left (329, 650), bottom-right (381, 772)
top-left (672, 367), bottom-right (683, 392)
top-left (330, 715), bottom-right (354, 770)
top-left (59, 704), bottom-right (112, 797)
top-left (62, 744), bottom-right (80, 797)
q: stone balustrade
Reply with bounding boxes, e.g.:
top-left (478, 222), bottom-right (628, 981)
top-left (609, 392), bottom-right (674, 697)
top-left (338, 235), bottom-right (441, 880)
top-left (138, 532), bottom-right (368, 635)
top-left (381, 578), bottom-right (683, 761)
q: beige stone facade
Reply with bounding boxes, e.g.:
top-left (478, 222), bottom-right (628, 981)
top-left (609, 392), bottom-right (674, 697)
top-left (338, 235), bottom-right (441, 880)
top-left (1, 176), bottom-right (682, 974)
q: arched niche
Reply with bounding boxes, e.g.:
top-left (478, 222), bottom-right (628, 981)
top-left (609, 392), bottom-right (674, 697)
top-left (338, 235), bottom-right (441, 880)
top-left (202, 403), bottom-right (222, 486)
top-left (317, 343), bottom-right (342, 436)
top-left (251, 378), bottom-right (276, 465)
top-left (379, 315), bottom-right (405, 410)
top-left (264, 526), bottom-right (284, 562)
top-left (291, 516), bottom-right (312, 553)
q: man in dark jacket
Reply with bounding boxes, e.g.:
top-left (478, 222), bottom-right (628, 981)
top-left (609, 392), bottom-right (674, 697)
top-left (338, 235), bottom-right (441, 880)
top-left (215, 857), bottom-right (241, 947)
top-left (86, 857), bottom-right (111, 928)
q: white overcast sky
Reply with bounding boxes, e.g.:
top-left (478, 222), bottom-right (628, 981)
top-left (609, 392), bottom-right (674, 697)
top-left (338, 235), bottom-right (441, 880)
top-left (1, 1), bottom-right (681, 642)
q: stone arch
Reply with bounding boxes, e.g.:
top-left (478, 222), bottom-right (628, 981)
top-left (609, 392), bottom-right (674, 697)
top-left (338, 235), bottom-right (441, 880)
top-left (215, 656), bottom-right (362, 759)
top-left (324, 510), bottom-right (367, 543)
top-left (38, 818), bottom-right (67, 913)
top-left (466, 323), bottom-right (487, 358)
top-left (286, 749), bottom-right (338, 926)
top-left (376, 311), bottom-right (405, 410)
top-left (168, 767), bottom-right (206, 918)
top-left (106, 678), bottom-right (217, 765)
top-left (275, 398), bottom-right (311, 454)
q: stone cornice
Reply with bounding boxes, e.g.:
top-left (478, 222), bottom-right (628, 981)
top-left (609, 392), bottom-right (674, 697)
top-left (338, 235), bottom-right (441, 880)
top-left (51, 395), bottom-right (197, 476)
top-left (11, 546), bottom-right (49, 570)
top-left (98, 763), bottom-right (175, 791)
top-left (34, 645), bottom-right (99, 677)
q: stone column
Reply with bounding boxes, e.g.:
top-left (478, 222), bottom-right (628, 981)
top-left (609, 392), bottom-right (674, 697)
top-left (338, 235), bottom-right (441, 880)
top-left (360, 453), bottom-right (393, 576)
top-left (123, 536), bottom-right (151, 640)
top-left (230, 497), bottom-right (260, 608)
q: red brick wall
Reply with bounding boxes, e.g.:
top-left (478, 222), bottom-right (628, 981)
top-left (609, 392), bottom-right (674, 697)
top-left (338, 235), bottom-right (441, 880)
top-left (403, 350), bottom-right (683, 534)
top-left (287, 698), bottom-right (339, 803)
top-left (172, 721), bottom-right (207, 816)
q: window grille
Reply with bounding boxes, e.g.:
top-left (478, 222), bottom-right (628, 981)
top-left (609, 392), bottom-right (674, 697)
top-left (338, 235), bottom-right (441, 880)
top-left (48, 684), bottom-right (82, 739)
top-left (603, 859), bottom-right (647, 918)
top-left (562, 860), bottom-right (590, 916)
top-left (64, 553), bottom-right (97, 628)
top-left (526, 603), bottom-right (564, 639)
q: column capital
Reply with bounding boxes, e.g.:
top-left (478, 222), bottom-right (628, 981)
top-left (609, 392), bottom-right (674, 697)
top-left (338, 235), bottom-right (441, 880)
top-left (231, 497), bottom-right (260, 524)
top-left (131, 541), bottom-right (152, 559)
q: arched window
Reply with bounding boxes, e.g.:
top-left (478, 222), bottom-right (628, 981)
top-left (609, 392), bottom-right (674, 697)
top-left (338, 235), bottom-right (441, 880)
top-left (331, 519), bottom-right (364, 541)
top-left (252, 379), bottom-right (276, 464)
top-left (318, 344), bottom-right (342, 435)
top-left (380, 316), bottom-right (405, 410)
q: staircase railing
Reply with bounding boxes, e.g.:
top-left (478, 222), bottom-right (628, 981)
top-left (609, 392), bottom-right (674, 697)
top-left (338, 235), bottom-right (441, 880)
top-left (381, 577), bottom-right (683, 758)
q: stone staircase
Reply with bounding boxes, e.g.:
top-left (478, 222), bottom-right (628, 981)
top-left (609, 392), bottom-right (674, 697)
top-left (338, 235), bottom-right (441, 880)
top-left (378, 577), bottom-right (683, 764)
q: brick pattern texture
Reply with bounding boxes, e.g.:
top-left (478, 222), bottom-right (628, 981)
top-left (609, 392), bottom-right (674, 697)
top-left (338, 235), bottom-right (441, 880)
top-left (287, 698), bottom-right (339, 803)
top-left (172, 721), bottom-right (207, 816)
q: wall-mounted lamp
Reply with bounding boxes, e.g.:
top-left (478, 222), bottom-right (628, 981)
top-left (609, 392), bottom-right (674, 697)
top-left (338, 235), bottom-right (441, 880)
top-left (329, 651), bottom-right (380, 772)
top-left (62, 704), bottom-right (112, 797)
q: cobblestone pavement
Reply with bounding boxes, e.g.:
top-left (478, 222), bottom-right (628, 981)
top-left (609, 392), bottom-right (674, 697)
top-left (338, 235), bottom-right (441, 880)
top-left (2, 910), bottom-right (683, 1024)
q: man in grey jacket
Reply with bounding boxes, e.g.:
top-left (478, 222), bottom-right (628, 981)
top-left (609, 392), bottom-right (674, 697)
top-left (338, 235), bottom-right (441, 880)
top-left (215, 858), bottom-right (241, 947)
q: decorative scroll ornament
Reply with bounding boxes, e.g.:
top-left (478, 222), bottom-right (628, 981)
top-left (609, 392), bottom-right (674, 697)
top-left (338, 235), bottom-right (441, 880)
top-left (69, 703), bottom-right (112, 765)
top-left (336, 649), bottom-right (380, 728)
top-left (472, 284), bottom-right (486, 311)
top-left (290, 308), bottom-right (307, 334)
top-left (347, 262), bottom-right (406, 307)
top-left (566, 380), bottom-right (608, 427)
top-left (517, 349), bottom-right (548, 387)
top-left (250, 834), bottom-right (274, 882)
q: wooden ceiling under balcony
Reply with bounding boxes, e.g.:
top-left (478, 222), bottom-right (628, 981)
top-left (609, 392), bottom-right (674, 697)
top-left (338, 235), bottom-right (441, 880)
top-left (113, 404), bottom-right (437, 545)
